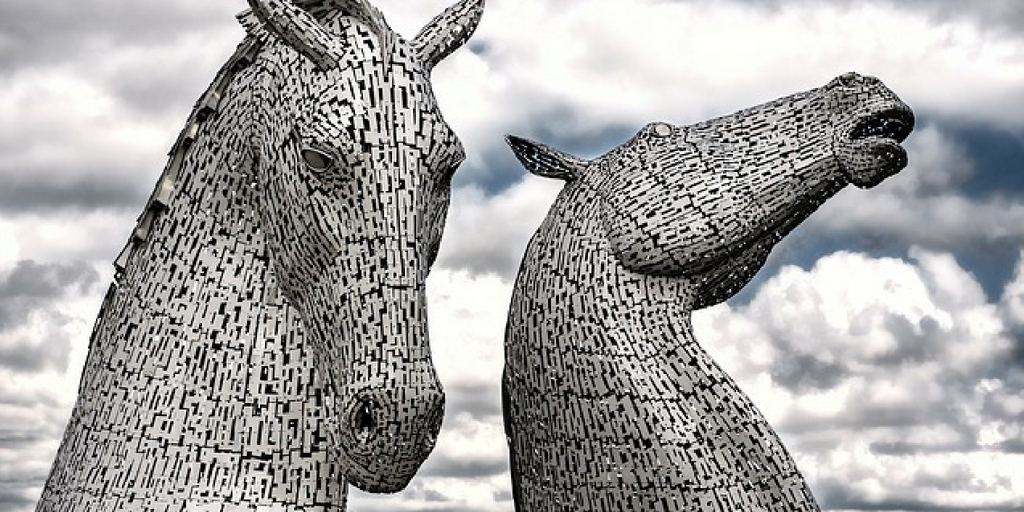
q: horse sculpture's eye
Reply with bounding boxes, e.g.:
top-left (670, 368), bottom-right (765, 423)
top-left (301, 148), bottom-right (335, 173)
top-left (837, 72), bottom-right (859, 87)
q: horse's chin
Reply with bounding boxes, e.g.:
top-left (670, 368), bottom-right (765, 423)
top-left (334, 432), bottom-right (436, 493)
top-left (343, 466), bottom-right (418, 494)
top-left (838, 138), bottom-right (909, 189)
top-left (839, 104), bottom-right (913, 188)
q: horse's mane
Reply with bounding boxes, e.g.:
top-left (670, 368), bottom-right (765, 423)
top-left (114, 31), bottom-right (264, 273)
top-left (115, 1), bottom-right (396, 274)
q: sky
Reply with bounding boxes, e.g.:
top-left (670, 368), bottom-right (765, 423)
top-left (1, 0), bottom-right (1023, 511)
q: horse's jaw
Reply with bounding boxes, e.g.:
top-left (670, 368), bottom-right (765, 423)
top-left (836, 103), bottom-right (915, 189)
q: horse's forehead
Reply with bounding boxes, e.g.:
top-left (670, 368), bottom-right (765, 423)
top-left (298, 56), bottom-right (441, 114)
top-left (597, 93), bottom-right (825, 176)
top-left (283, 65), bottom-right (463, 166)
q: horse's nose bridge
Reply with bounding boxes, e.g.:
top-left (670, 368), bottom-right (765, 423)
top-left (370, 149), bottom-right (435, 276)
top-left (368, 235), bottom-right (427, 287)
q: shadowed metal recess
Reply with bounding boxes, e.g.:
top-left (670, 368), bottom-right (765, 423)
top-left (36, 0), bottom-right (483, 509)
top-left (503, 73), bottom-right (914, 512)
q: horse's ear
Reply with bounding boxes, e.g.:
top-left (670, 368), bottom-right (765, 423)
top-left (411, 0), bottom-right (485, 71)
top-left (506, 135), bottom-right (586, 182)
top-left (245, 0), bottom-right (348, 70)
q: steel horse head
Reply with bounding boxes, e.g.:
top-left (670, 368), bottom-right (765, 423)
top-left (509, 72), bottom-right (914, 310)
top-left (243, 0), bottom-right (484, 491)
top-left (502, 73), bottom-right (914, 510)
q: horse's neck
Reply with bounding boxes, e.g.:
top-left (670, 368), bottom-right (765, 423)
top-left (507, 186), bottom-right (818, 511)
top-left (518, 181), bottom-right (696, 349)
top-left (120, 37), bottom-right (281, 340)
top-left (39, 40), bottom-right (348, 510)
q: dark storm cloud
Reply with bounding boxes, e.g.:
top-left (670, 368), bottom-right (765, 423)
top-left (949, 124), bottom-right (1024, 199)
top-left (0, 171), bottom-right (147, 214)
top-left (454, 109), bottom-right (637, 196)
top-left (815, 477), bottom-right (966, 509)
top-left (834, 383), bottom-right (977, 432)
top-left (770, 353), bottom-right (848, 391)
top-left (0, 472), bottom-right (51, 512)
top-left (869, 440), bottom-right (979, 456)
top-left (994, 439), bottom-right (1024, 453)
top-left (446, 383), bottom-right (503, 420)
top-left (0, 260), bottom-right (98, 330)
top-left (0, 334), bottom-right (72, 373)
top-left (0, 491), bottom-right (33, 509)
top-left (1008, 329), bottom-right (1024, 366)
top-left (723, 0), bottom-right (1024, 34)
top-left (452, 151), bottom-right (521, 196)
top-left (870, 315), bottom-right (943, 365)
top-left (768, 314), bottom-right (942, 392)
top-left (832, 496), bottom-right (1019, 511)
top-left (419, 455), bottom-right (507, 479)
top-left (879, 0), bottom-right (1024, 33)
top-left (0, 428), bottom-right (49, 448)
top-left (0, 0), bottom-right (239, 70)
top-left (0, 260), bottom-right (98, 373)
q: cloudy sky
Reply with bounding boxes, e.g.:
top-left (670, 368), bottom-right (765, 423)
top-left (1, 0), bottom-right (1023, 510)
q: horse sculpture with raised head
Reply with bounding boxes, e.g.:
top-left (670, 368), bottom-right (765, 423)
top-left (503, 72), bottom-right (914, 511)
top-left (37, 0), bottom-right (483, 509)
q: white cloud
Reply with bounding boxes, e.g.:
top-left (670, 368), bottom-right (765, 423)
top-left (436, 177), bottom-right (563, 278)
top-left (0, 27), bottom-right (241, 213)
top-left (693, 249), bottom-right (1023, 509)
top-left (0, 220), bottom-right (19, 271)
top-left (427, 268), bottom-right (513, 388)
top-left (361, 247), bottom-right (1024, 511)
top-left (1001, 250), bottom-right (1024, 327)
top-left (346, 268), bottom-right (517, 511)
top-left (0, 263), bottom-right (105, 512)
top-left (6, 211), bottom-right (132, 266)
top-left (380, 0), bottom-right (1024, 164)
top-left (351, 415), bottom-right (512, 511)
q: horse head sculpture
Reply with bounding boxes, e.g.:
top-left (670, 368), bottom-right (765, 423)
top-left (244, 0), bottom-right (483, 491)
top-left (37, 1), bottom-right (483, 509)
top-left (502, 73), bottom-right (914, 510)
top-left (509, 72), bottom-right (913, 309)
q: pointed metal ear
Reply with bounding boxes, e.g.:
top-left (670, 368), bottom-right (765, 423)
top-left (247, 0), bottom-right (348, 70)
top-left (506, 135), bottom-right (586, 182)
top-left (412, 0), bottom-right (485, 71)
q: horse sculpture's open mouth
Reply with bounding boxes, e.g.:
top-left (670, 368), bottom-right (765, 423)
top-left (851, 108), bottom-right (914, 143)
top-left (840, 105), bottom-right (915, 188)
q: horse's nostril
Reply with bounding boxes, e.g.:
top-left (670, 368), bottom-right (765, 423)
top-left (352, 399), bottom-right (377, 444)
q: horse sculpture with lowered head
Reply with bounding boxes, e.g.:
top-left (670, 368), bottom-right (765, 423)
top-left (504, 72), bottom-right (914, 511)
top-left (37, 0), bottom-right (483, 509)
